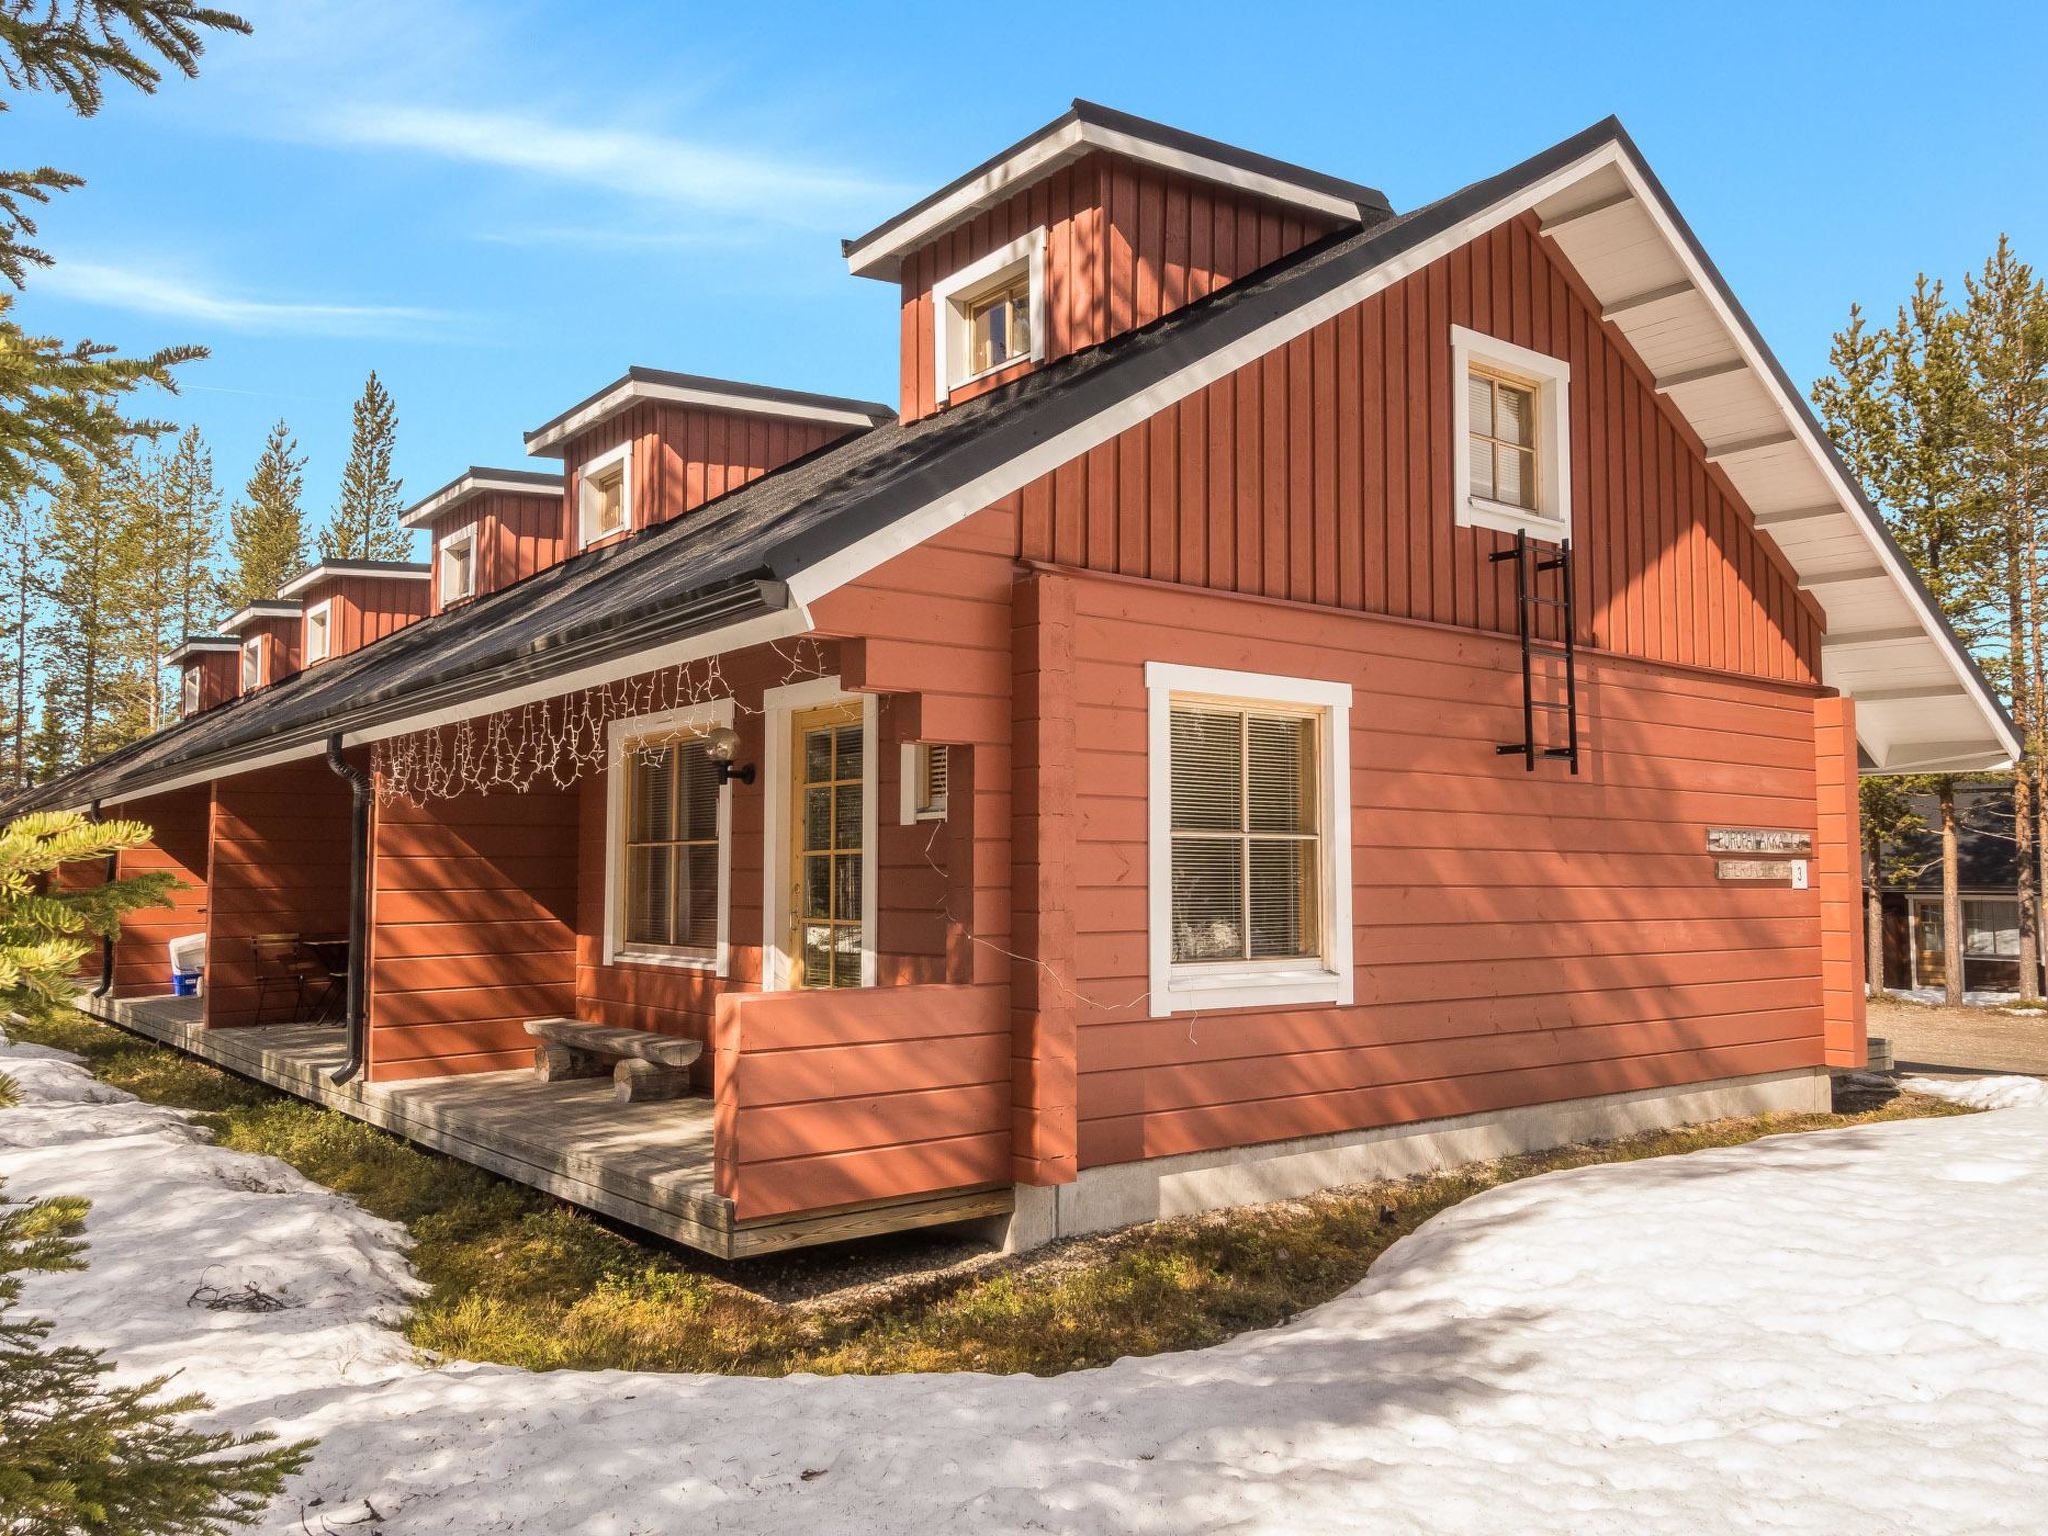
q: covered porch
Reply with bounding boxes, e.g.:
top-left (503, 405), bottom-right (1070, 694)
top-left (84, 992), bottom-right (1009, 1257)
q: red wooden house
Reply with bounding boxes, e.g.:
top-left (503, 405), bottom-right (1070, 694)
top-left (20, 104), bottom-right (2015, 1256)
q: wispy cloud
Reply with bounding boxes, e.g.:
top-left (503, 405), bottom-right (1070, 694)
top-left (31, 262), bottom-right (454, 337)
top-left (317, 104), bottom-right (908, 226)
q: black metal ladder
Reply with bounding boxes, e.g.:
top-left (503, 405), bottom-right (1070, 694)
top-left (1492, 529), bottom-right (1579, 773)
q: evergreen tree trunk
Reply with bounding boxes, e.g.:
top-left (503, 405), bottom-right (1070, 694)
top-left (1864, 822), bottom-right (1887, 997)
top-left (1941, 780), bottom-right (1965, 1005)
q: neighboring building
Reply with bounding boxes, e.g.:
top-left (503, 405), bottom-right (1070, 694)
top-left (11, 103), bottom-right (2017, 1257)
top-left (1877, 784), bottom-right (2032, 994)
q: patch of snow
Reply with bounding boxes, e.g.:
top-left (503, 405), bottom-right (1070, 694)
top-left (1888, 987), bottom-right (2023, 1007)
top-left (1900, 1073), bottom-right (2048, 1111)
top-left (6, 1026), bottom-right (2048, 1532)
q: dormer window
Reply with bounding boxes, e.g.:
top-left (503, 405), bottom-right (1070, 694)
top-left (1450, 325), bottom-right (1572, 540)
top-left (578, 443), bottom-right (631, 549)
top-left (181, 668), bottom-right (200, 717)
top-left (241, 637), bottom-right (262, 691)
top-left (933, 228), bottom-right (1045, 403)
top-left (305, 599), bottom-right (332, 663)
top-left (441, 523), bottom-right (478, 603)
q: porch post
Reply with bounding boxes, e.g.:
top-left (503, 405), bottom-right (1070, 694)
top-left (1815, 695), bottom-right (1866, 1067)
top-left (1010, 570), bottom-right (1078, 1186)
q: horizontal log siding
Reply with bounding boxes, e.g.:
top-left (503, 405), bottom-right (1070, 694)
top-left (1059, 568), bottom-right (1828, 1170)
top-left (713, 984), bottom-right (1011, 1220)
top-left (368, 756), bottom-right (579, 1081)
top-left (429, 490), bottom-right (567, 605)
top-left (1013, 212), bottom-right (1822, 684)
top-left (900, 152), bottom-right (1344, 421)
top-left (111, 787), bottom-right (211, 997)
top-left (206, 761), bottom-right (353, 1027)
top-left (560, 403), bottom-right (850, 550)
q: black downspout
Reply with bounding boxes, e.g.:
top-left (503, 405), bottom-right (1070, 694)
top-left (89, 798), bottom-right (115, 999)
top-left (325, 734), bottom-right (372, 1085)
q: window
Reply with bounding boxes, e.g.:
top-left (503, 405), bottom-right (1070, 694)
top-left (932, 227), bottom-right (1046, 402)
top-left (604, 702), bottom-right (733, 971)
top-left (304, 600), bottom-right (331, 663)
top-left (577, 443), bottom-right (631, 548)
top-left (899, 742), bottom-right (950, 823)
top-left (1146, 662), bottom-right (1353, 1016)
top-left (1450, 325), bottom-right (1572, 540)
top-left (241, 637), bottom-right (262, 691)
top-left (440, 523), bottom-right (477, 603)
top-left (181, 667), bottom-right (201, 716)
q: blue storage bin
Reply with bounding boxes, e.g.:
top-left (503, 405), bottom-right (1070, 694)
top-left (171, 970), bottom-right (200, 997)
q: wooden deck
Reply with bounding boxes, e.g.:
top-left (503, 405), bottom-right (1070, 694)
top-left (82, 994), bottom-right (1009, 1258)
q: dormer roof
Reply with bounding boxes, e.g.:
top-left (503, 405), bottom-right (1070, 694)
top-left (401, 466), bottom-right (563, 530)
top-left (523, 367), bottom-right (895, 457)
top-left (163, 634), bottom-right (239, 666)
top-left (278, 560), bottom-right (431, 599)
top-left (219, 600), bottom-right (301, 634)
top-left (842, 98), bottom-right (1392, 281)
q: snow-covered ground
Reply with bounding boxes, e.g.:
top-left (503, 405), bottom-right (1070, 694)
top-left (6, 1031), bottom-right (2048, 1536)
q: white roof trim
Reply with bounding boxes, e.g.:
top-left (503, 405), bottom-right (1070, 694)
top-left (278, 562), bottom-right (431, 599)
top-left (845, 117), bottom-right (1363, 279)
top-left (524, 378), bottom-right (888, 456)
top-left (219, 601), bottom-right (301, 633)
top-left (401, 471), bottom-right (562, 530)
top-left (804, 136), bottom-right (2015, 774)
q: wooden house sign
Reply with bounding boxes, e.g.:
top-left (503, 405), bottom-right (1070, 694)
top-left (1706, 828), bottom-right (1813, 857)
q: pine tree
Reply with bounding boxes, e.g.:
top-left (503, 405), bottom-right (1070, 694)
top-left (0, 6), bottom-right (249, 500)
top-left (222, 419), bottom-right (305, 607)
top-left (35, 466), bottom-right (146, 765)
top-left (320, 371), bottom-right (410, 562)
top-left (0, 492), bottom-right (43, 791)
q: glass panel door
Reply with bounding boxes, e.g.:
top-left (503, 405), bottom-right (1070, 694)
top-left (789, 703), bottom-right (864, 988)
top-left (1910, 897), bottom-right (1947, 990)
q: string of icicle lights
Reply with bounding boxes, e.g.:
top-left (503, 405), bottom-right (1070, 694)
top-left (371, 639), bottom-right (835, 806)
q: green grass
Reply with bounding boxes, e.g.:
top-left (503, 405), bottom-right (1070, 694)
top-left (6, 1004), bottom-right (1973, 1377)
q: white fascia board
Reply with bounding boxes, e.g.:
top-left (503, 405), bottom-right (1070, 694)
top-left (278, 563), bottom-right (432, 598)
top-left (99, 737), bottom-right (330, 808)
top-left (525, 380), bottom-right (889, 456)
top-left (401, 472), bottom-right (562, 530)
top-left (220, 602), bottom-right (301, 633)
top-left (845, 118), bottom-right (1362, 279)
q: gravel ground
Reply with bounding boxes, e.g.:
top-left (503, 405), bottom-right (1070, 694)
top-left (1871, 993), bottom-right (2048, 1078)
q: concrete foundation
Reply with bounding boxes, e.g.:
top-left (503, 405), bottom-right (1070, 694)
top-left (991, 1066), bottom-right (1833, 1252)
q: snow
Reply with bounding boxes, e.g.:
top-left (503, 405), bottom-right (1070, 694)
top-left (1900, 1073), bottom-right (2048, 1111)
top-left (6, 1032), bottom-right (2048, 1535)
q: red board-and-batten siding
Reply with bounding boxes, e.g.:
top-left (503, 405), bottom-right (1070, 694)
top-left (244, 616), bottom-right (301, 688)
top-left (427, 490), bottom-right (567, 607)
top-left (559, 403), bottom-right (847, 548)
top-left (185, 652), bottom-right (239, 712)
top-left (898, 151), bottom-right (1347, 423)
top-left (303, 576), bottom-right (431, 663)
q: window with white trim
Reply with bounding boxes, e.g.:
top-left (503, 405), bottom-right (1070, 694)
top-left (240, 637), bottom-right (262, 691)
top-left (440, 523), bottom-right (478, 603)
top-left (577, 442), bottom-right (631, 548)
top-left (605, 703), bottom-right (733, 972)
top-left (304, 600), bottom-right (331, 663)
top-left (899, 742), bottom-right (950, 823)
top-left (1450, 324), bottom-right (1572, 540)
top-left (933, 228), bottom-right (1046, 402)
top-left (180, 666), bottom-right (201, 717)
top-left (1146, 663), bottom-right (1353, 1016)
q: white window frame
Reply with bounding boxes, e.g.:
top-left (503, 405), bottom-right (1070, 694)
top-left (1450, 323), bottom-right (1572, 542)
top-left (439, 520), bottom-right (479, 603)
top-left (240, 636), bottom-right (262, 691)
top-left (898, 742), bottom-right (949, 824)
top-left (1146, 661), bottom-right (1354, 1017)
top-left (933, 226), bottom-right (1046, 404)
top-left (761, 677), bottom-right (878, 991)
top-left (576, 441), bottom-right (633, 550)
top-left (180, 666), bottom-right (201, 716)
top-left (304, 599), bottom-right (332, 663)
top-left (603, 698), bottom-right (736, 974)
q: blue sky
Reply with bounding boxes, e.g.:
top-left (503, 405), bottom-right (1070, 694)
top-left (9, 0), bottom-right (2045, 555)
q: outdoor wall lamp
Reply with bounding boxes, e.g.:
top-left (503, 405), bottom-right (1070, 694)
top-left (704, 725), bottom-right (756, 786)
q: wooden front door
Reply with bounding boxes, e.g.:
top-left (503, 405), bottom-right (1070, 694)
top-left (788, 702), bottom-right (865, 988)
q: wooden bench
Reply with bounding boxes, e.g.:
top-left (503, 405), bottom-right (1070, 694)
top-left (523, 1018), bottom-right (704, 1104)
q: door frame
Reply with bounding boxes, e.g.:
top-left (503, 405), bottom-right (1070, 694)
top-left (761, 676), bottom-right (878, 991)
